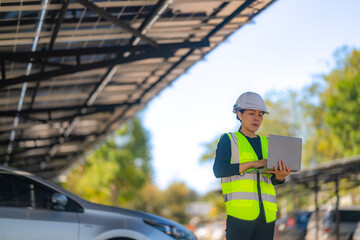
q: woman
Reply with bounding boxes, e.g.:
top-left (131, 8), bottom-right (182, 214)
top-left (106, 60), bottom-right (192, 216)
top-left (213, 92), bottom-right (291, 240)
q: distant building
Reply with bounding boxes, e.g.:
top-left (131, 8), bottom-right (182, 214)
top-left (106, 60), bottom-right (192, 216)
top-left (186, 202), bottom-right (212, 217)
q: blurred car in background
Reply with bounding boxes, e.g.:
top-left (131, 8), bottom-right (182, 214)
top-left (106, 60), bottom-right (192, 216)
top-left (275, 213), bottom-right (302, 239)
top-left (351, 221), bottom-right (360, 240)
top-left (305, 206), bottom-right (360, 240)
top-left (296, 211), bottom-right (312, 240)
top-left (0, 165), bottom-right (196, 240)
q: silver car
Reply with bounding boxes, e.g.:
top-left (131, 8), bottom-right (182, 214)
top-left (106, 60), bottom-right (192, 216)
top-left (0, 165), bottom-right (196, 240)
top-left (305, 206), bottom-right (360, 240)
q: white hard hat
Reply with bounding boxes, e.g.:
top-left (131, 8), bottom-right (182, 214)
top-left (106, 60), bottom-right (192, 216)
top-left (233, 92), bottom-right (269, 114)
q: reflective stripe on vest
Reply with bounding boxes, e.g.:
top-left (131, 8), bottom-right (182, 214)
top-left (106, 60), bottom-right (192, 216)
top-left (260, 174), bottom-right (272, 184)
top-left (224, 192), bottom-right (259, 202)
top-left (262, 193), bottom-right (276, 204)
top-left (221, 174), bottom-right (256, 183)
top-left (229, 133), bottom-right (239, 164)
top-left (220, 132), bottom-right (277, 223)
top-left (223, 192), bottom-right (276, 204)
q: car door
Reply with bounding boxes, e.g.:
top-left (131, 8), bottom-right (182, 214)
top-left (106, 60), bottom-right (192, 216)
top-left (0, 172), bottom-right (80, 240)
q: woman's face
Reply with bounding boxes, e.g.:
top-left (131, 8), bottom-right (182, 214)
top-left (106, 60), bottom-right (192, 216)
top-left (238, 109), bottom-right (264, 133)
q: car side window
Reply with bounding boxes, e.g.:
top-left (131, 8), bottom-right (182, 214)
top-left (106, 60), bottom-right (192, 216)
top-left (0, 173), bottom-right (33, 207)
top-left (0, 173), bottom-right (82, 212)
top-left (0, 173), bottom-right (17, 206)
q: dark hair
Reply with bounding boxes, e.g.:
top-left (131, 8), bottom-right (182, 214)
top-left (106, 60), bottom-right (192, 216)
top-left (236, 109), bottom-right (245, 121)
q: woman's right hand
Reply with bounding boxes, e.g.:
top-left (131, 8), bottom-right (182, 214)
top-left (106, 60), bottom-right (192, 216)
top-left (253, 159), bottom-right (267, 168)
top-left (239, 159), bottom-right (267, 173)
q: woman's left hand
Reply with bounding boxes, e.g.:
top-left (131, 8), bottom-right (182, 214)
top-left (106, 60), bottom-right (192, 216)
top-left (266, 160), bottom-right (291, 181)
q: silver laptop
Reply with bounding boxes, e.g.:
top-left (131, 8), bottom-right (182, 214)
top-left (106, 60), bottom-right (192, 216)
top-left (248, 134), bottom-right (302, 173)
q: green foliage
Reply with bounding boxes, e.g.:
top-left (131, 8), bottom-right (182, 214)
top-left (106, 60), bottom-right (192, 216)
top-left (200, 137), bottom-right (219, 163)
top-left (295, 82), bottom-right (344, 165)
top-left (200, 190), bottom-right (225, 219)
top-left (128, 182), bottom-right (165, 215)
top-left (62, 116), bottom-right (199, 224)
top-left (131, 181), bottom-right (199, 224)
top-left (162, 182), bottom-right (198, 224)
top-left (324, 49), bottom-right (360, 156)
top-left (300, 48), bottom-right (360, 164)
top-left (259, 90), bottom-right (304, 138)
top-left (62, 116), bottom-right (152, 206)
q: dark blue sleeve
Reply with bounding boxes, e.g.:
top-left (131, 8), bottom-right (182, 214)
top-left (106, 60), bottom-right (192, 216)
top-left (213, 134), bottom-right (240, 178)
top-left (271, 175), bottom-right (285, 185)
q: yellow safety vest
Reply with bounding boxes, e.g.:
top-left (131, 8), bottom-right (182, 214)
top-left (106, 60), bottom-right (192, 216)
top-left (221, 132), bottom-right (277, 223)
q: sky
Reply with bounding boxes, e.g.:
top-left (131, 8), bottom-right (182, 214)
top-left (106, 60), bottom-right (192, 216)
top-left (142, 0), bottom-right (360, 195)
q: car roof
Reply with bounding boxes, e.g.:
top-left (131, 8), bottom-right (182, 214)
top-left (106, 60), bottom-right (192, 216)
top-left (317, 205), bottom-right (360, 211)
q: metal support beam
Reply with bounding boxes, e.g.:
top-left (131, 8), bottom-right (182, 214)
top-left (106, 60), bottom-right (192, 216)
top-left (130, 0), bottom-right (173, 45)
top-left (0, 40), bottom-right (209, 89)
top-left (0, 41), bottom-right (208, 62)
top-left (0, 102), bottom-right (136, 118)
top-left (0, 51), bottom-right (171, 89)
top-left (2, 141), bottom-right (84, 152)
top-left (85, 67), bottom-right (118, 107)
top-left (49, 0), bottom-right (70, 51)
top-left (74, 0), bottom-right (158, 47)
top-left (0, 134), bottom-right (89, 145)
top-left (28, 0), bottom-right (70, 112)
top-left (205, 0), bottom-right (255, 40)
top-left (0, 145), bottom-right (80, 159)
top-left (314, 177), bottom-right (319, 240)
top-left (0, 153), bottom-right (69, 164)
top-left (0, 81), bottom-right (140, 93)
top-left (335, 176), bottom-right (340, 240)
top-left (292, 182), bottom-right (299, 213)
top-left (1, 61), bottom-right (5, 80)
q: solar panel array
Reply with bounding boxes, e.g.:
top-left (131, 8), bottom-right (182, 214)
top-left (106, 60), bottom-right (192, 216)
top-left (0, 0), bottom-right (276, 179)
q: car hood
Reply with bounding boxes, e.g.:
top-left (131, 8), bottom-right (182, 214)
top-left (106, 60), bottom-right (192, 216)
top-left (86, 201), bottom-right (185, 229)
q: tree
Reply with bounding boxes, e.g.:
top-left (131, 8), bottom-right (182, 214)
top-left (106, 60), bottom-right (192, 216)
top-left (162, 182), bottom-right (197, 224)
top-left (323, 48), bottom-right (360, 156)
top-left (201, 190), bottom-right (225, 219)
top-left (199, 138), bottom-right (219, 163)
top-left (300, 48), bottom-right (360, 164)
top-left (62, 116), bottom-right (152, 207)
top-left (128, 182), bottom-right (165, 215)
top-left (299, 82), bottom-right (345, 165)
top-left (258, 90), bottom-right (304, 138)
top-left (62, 117), bottom-right (200, 224)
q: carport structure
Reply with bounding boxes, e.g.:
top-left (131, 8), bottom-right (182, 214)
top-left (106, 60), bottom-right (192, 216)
top-left (286, 155), bottom-right (360, 210)
top-left (0, 0), bottom-right (276, 179)
top-left (281, 155), bottom-right (360, 240)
